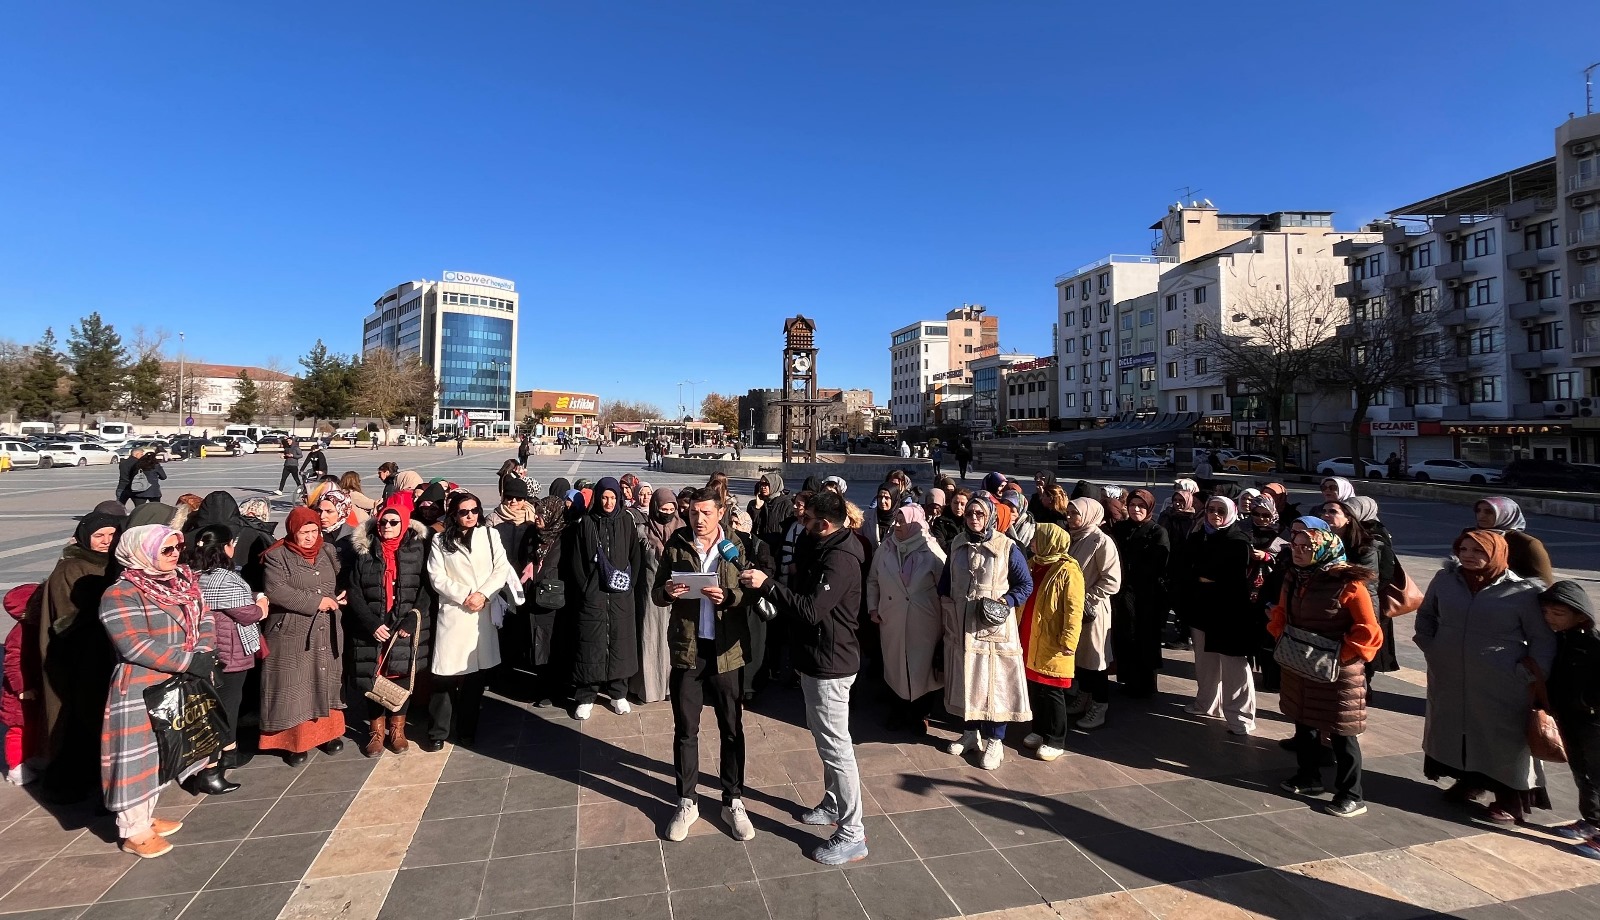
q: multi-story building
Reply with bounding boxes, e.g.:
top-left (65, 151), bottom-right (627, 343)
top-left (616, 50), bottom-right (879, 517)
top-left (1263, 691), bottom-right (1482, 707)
top-left (1053, 257), bottom-right (1173, 425)
top-left (968, 352), bottom-right (1035, 434)
top-left (1331, 113), bottom-right (1600, 465)
top-left (1000, 356), bottom-right (1059, 431)
top-left (1155, 206), bottom-right (1378, 450)
top-left (363, 270), bottom-right (519, 437)
top-left (512, 389), bottom-right (600, 439)
top-left (886, 304), bottom-right (998, 429)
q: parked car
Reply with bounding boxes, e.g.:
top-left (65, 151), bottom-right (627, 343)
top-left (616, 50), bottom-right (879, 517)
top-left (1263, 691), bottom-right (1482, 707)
top-left (1317, 457), bottom-right (1386, 479)
top-left (1222, 454), bottom-right (1278, 473)
top-left (1498, 459), bottom-right (1600, 492)
top-left (0, 439), bottom-right (44, 469)
top-left (38, 442), bottom-right (118, 467)
top-left (167, 435), bottom-right (229, 460)
top-left (1406, 459), bottom-right (1503, 484)
top-left (212, 435), bottom-right (256, 455)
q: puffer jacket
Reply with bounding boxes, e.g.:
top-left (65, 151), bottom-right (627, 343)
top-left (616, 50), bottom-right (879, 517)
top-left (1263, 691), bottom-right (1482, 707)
top-left (344, 518), bottom-right (435, 684)
top-left (1268, 563), bottom-right (1380, 736)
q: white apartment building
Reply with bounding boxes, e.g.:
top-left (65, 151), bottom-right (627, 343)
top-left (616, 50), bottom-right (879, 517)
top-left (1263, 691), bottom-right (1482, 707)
top-left (887, 305), bottom-right (998, 429)
top-left (1156, 207), bottom-right (1377, 442)
top-left (1054, 256), bottom-right (1171, 425)
top-left (363, 270), bottom-right (520, 437)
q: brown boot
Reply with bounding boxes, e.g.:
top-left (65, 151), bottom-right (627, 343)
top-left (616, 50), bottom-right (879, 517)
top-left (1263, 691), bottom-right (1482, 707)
top-left (364, 713), bottom-right (388, 758)
top-left (387, 714), bottom-right (409, 754)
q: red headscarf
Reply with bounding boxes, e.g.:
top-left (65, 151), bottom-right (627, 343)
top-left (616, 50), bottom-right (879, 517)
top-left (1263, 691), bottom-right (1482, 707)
top-left (378, 498), bottom-right (412, 612)
top-left (272, 506), bottom-right (325, 563)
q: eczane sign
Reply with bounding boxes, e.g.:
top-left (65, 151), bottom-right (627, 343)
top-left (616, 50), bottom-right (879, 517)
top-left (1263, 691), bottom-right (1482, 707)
top-left (1370, 420), bottom-right (1419, 437)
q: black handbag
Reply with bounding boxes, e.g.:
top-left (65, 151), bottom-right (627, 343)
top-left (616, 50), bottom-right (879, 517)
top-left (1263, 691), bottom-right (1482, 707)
top-left (533, 580), bottom-right (566, 610)
top-left (143, 673), bottom-right (228, 784)
top-left (1273, 625), bottom-right (1341, 683)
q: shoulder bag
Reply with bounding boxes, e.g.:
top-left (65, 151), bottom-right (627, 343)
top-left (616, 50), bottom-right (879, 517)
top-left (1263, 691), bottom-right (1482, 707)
top-left (1273, 624), bottom-right (1341, 683)
top-left (1381, 558), bottom-right (1424, 618)
top-left (1522, 657), bottom-right (1567, 763)
top-left (977, 597), bottom-right (1009, 627)
top-left (365, 624), bottom-right (420, 713)
top-left (594, 535), bottom-right (631, 593)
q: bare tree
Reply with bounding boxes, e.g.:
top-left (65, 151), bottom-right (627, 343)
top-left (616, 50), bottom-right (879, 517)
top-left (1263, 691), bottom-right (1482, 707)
top-left (352, 348), bottom-right (437, 436)
top-left (599, 399), bottom-right (663, 426)
top-left (128, 326), bottom-right (171, 360)
top-left (257, 357), bottom-right (295, 423)
top-left (1187, 264), bottom-right (1346, 468)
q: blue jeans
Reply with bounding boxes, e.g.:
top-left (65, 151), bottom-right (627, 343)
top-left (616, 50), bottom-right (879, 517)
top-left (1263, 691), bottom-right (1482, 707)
top-left (800, 674), bottom-right (864, 842)
top-left (965, 721), bottom-right (1008, 741)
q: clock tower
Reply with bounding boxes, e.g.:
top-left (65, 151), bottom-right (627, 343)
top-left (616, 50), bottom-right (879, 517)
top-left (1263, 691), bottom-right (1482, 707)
top-left (780, 315), bottom-right (819, 463)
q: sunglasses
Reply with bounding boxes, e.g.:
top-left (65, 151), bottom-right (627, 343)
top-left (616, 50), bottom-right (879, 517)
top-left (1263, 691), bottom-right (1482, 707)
top-left (379, 518), bottom-right (404, 528)
top-left (456, 507), bottom-right (481, 517)
top-left (160, 542), bottom-right (184, 557)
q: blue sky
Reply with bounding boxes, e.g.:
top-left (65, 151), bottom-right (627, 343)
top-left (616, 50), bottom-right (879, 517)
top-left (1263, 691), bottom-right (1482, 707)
top-left (3, 2), bottom-right (1596, 410)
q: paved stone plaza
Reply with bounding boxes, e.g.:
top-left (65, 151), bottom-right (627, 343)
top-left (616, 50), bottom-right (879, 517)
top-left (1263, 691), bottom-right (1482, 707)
top-left (1, 445), bottom-right (1598, 919)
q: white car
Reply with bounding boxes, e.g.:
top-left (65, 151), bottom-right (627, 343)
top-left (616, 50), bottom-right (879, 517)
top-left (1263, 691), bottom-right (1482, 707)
top-left (1317, 457), bottom-right (1386, 479)
top-left (39, 441), bottom-right (118, 467)
top-left (0, 439), bottom-right (44, 468)
top-left (1407, 458), bottom-right (1502, 484)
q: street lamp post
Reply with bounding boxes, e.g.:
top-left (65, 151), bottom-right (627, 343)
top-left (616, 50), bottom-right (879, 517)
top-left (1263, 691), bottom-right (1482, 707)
top-left (178, 332), bottom-right (186, 431)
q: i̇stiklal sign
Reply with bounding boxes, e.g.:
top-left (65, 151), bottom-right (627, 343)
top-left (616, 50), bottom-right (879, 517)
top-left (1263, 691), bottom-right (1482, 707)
top-left (442, 271), bottom-right (515, 292)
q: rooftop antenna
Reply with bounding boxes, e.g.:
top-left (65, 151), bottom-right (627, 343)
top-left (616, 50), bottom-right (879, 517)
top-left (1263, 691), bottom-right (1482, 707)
top-left (1174, 186), bottom-right (1204, 204)
top-left (1587, 62), bottom-right (1600, 115)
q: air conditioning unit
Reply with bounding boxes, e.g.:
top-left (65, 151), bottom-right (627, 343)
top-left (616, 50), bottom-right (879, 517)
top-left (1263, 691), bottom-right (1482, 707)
top-left (1584, 303), bottom-right (1600, 315)
top-left (1544, 400), bottom-right (1574, 417)
top-left (1575, 195), bottom-right (1596, 208)
top-left (1517, 268), bottom-right (1536, 279)
top-left (1574, 141), bottom-right (1596, 156)
top-left (1580, 397), bottom-right (1597, 409)
top-left (1578, 248), bottom-right (1600, 262)
top-left (1508, 219), bottom-right (1523, 231)
top-left (1522, 369), bottom-right (1540, 379)
top-left (1518, 317), bottom-right (1539, 328)
top-left (1444, 231), bottom-right (1459, 242)
top-left (1582, 407), bottom-right (1597, 418)
top-left (1391, 244), bottom-right (1406, 254)
top-left (1445, 278), bottom-right (1463, 289)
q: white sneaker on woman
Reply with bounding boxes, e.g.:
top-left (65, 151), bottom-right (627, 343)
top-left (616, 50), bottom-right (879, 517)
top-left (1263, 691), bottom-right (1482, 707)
top-left (1036, 745), bottom-right (1065, 762)
top-left (980, 741), bottom-right (1005, 770)
top-left (573, 703), bottom-right (594, 721)
top-left (608, 698), bottom-right (631, 715)
top-left (946, 731), bottom-right (984, 756)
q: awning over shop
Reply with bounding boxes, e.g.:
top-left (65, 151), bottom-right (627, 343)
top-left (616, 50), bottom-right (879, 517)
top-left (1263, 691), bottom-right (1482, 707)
top-left (998, 412), bottom-right (1202, 452)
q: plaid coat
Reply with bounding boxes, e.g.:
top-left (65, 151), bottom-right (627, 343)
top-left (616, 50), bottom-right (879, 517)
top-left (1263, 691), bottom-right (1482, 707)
top-left (98, 579), bottom-right (214, 812)
top-left (259, 544), bottom-right (344, 731)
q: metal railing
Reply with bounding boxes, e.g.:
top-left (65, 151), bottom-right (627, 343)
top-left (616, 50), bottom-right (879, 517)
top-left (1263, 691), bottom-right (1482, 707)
top-left (1570, 227), bottom-right (1600, 245)
top-left (1055, 254), bottom-right (1176, 284)
top-left (1569, 173), bottom-right (1600, 193)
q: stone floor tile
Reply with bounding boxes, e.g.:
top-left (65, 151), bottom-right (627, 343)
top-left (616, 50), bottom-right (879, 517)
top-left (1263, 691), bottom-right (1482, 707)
top-left (843, 859), bottom-right (959, 920)
top-left (436, 748), bottom-right (514, 784)
top-left (668, 881), bottom-right (770, 920)
top-left (1128, 880), bottom-right (1254, 920)
top-left (208, 767), bottom-right (299, 804)
top-left (0, 853), bottom-right (133, 912)
top-left (1260, 805), bottom-right (1394, 858)
top-left (0, 817), bottom-right (86, 864)
top-left (257, 791), bottom-right (358, 837)
top-left (1144, 779), bottom-right (1260, 822)
top-left (661, 831), bottom-right (755, 890)
top-left (1358, 802), bottom-right (1476, 849)
top-left (1203, 814), bottom-right (1325, 867)
top-left (919, 766), bottom-right (1016, 807)
top-left (1462, 830), bottom-right (1600, 892)
top-left (306, 822), bottom-right (416, 879)
top-left (1280, 857), bottom-right (1433, 920)
top-left (1340, 848), bottom-right (1498, 914)
top-left (418, 777), bottom-right (506, 820)
top-left (922, 849), bottom-right (1044, 916)
top-left (478, 851), bottom-right (576, 915)
top-left (102, 840), bottom-right (233, 901)
top-left (207, 831), bottom-right (328, 888)
top-left (1053, 890), bottom-right (1159, 920)
top-left (285, 760), bottom-right (377, 797)
top-left (862, 773), bottom-right (952, 814)
top-left (1502, 888), bottom-right (1600, 920)
top-left (336, 785), bottom-right (432, 830)
top-left (886, 807), bottom-right (991, 858)
top-left (374, 861), bottom-right (486, 920)
top-left (573, 840), bottom-right (666, 903)
top-left (491, 805), bottom-right (577, 858)
top-left (175, 881), bottom-right (296, 920)
top-left (78, 893), bottom-right (186, 919)
top-left (1196, 869), bottom-right (1343, 920)
top-left (998, 840), bottom-right (1121, 903)
top-left (365, 750), bottom-right (449, 787)
top-left (402, 814), bottom-right (497, 868)
top-left (572, 891), bottom-right (669, 920)
top-left (503, 772), bottom-right (583, 813)
top-left (576, 801), bottom-right (669, 848)
top-left (759, 870), bottom-right (867, 920)
top-left (1074, 823), bottom-right (1254, 889)
top-left (956, 800), bottom-right (1063, 849)
top-left (1410, 836), bottom-right (1554, 901)
top-left (0, 858), bottom-right (47, 901)
top-left (159, 799), bottom-right (273, 845)
top-left (277, 869), bottom-right (395, 920)
top-left (743, 823), bottom-right (836, 879)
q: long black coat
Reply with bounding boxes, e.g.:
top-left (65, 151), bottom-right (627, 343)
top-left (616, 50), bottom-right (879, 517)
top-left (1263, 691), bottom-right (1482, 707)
top-left (343, 519), bottom-right (435, 685)
top-left (1109, 519), bottom-right (1171, 687)
top-left (1178, 523), bottom-right (1256, 657)
top-left (562, 508), bottom-right (641, 685)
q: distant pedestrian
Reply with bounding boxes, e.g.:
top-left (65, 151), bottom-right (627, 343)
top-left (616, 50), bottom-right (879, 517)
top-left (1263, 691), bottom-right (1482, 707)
top-left (953, 437), bottom-right (973, 479)
top-left (455, 432), bottom-right (465, 456)
top-left (276, 437), bottom-right (304, 496)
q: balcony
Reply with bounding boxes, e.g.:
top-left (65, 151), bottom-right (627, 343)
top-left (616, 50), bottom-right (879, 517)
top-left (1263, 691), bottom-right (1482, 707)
top-left (1507, 249), bottom-right (1555, 271)
top-left (1334, 279), bottom-right (1364, 300)
top-left (1381, 224), bottom-right (1428, 246)
top-left (1442, 404), bottom-right (1488, 421)
top-left (1569, 172), bottom-right (1600, 194)
top-left (1333, 237), bottom-right (1375, 259)
top-left (1504, 197), bottom-right (1556, 221)
top-left (1335, 322), bottom-right (1362, 339)
top-left (1571, 227), bottom-right (1600, 246)
top-left (1508, 296), bottom-right (1561, 322)
top-left (1511, 350), bottom-right (1561, 371)
top-left (1574, 337), bottom-right (1600, 365)
top-left (1513, 403), bottom-right (1552, 418)
top-left (1436, 305), bottom-right (1490, 328)
top-left (1439, 355), bottom-right (1471, 374)
top-left (1433, 260), bottom-right (1477, 282)
top-left (1573, 282), bottom-right (1599, 306)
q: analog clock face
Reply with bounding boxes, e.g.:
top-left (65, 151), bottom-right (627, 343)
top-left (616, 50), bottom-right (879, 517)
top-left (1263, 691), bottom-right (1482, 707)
top-left (790, 353), bottom-right (811, 374)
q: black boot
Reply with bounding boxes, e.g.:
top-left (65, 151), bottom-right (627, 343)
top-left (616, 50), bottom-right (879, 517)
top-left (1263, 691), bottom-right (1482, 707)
top-left (318, 738), bottom-right (345, 756)
top-left (184, 765), bottom-right (241, 796)
top-left (284, 751), bottom-right (311, 767)
top-left (221, 747), bottom-right (254, 770)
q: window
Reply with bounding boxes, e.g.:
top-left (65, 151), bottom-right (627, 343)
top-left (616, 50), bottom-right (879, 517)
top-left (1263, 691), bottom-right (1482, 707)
top-left (1525, 269), bottom-right (1563, 301)
top-left (1543, 371), bottom-right (1579, 400)
top-left (1193, 285), bottom-right (1209, 304)
top-left (1193, 322), bottom-right (1209, 340)
top-left (1459, 376), bottom-right (1501, 404)
top-left (1081, 281), bottom-right (1091, 300)
top-left (1527, 321), bottom-right (1565, 352)
top-left (1524, 219), bottom-right (1560, 250)
top-left (1469, 228), bottom-right (1495, 258)
top-left (1366, 253), bottom-right (1384, 278)
top-left (1063, 393), bottom-right (1076, 407)
top-left (1165, 294), bottom-right (1178, 312)
top-left (1194, 357), bottom-right (1209, 375)
top-left (1458, 327), bottom-right (1500, 356)
top-left (1139, 308), bottom-right (1155, 326)
top-left (1062, 337), bottom-right (1077, 355)
top-left (1165, 361), bottom-right (1179, 379)
top-left (1098, 302), bottom-right (1111, 323)
top-left (1209, 394), bottom-right (1226, 411)
top-left (1099, 359), bottom-right (1112, 377)
top-left (1416, 333), bottom-right (1441, 358)
top-left (1120, 314), bottom-right (1134, 331)
top-left (1100, 389), bottom-right (1113, 408)
top-left (1352, 296), bottom-right (1386, 322)
top-left (1098, 330), bottom-right (1112, 349)
top-left (1165, 329), bottom-right (1179, 346)
top-left (1462, 278), bottom-right (1496, 307)
top-left (1405, 287), bottom-right (1437, 315)
top-left (1175, 395), bottom-right (1189, 411)
top-left (1064, 310), bottom-right (1075, 326)
top-left (1063, 365), bottom-right (1075, 382)
top-left (1140, 366), bottom-right (1156, 385)
top-left (1402, 242), bottom-right (1433, 270)
top-left (1120, 340), bottom-right (1133, 356)
top-left (1098, 273), bottom-right (1109, 295)
top-left (1120, 369), bottom-right (1133, 385)
top-left (1081, 335), bottom-right (1091, 354)
top-left (207, 403), bottom-right (223, 413)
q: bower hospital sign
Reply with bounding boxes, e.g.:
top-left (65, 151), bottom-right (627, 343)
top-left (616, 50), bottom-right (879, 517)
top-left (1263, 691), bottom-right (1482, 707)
top-left (442, 270), bottom-right (515, 292)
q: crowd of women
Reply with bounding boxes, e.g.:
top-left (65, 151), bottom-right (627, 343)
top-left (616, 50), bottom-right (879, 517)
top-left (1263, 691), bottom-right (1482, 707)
top-left (2, 460), bottom-right (1596, 862)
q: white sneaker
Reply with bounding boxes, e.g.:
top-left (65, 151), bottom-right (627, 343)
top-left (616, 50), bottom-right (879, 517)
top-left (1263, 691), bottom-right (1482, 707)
top-left (1078, 702), bottom-right (1108, 730)
top-left (608, 698), bottom-right (631, 715)
top-left (722, 799), bottom-right (755, 841)
top-left (573, 703), bottom-right (594, 721)
top-left (980, 740), bottom-right (1005, 770)
top-left (1021, 733), bottom-right (1044, 749)
top-left (5, 764), bottom-right (37, 786)
top-left (1036, 745), bottom-right (1065, 762)
top-left (272, 490), bottom-right (284, 496)
top-left (946, 730), bottom-right (984, 757)
top-left (667, 797), bottom-right (699, 842)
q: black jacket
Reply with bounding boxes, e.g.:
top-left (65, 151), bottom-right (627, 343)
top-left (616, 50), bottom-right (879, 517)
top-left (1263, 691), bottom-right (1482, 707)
top-left (1550, 626), bottom-right (1600, 720)
top-left (301, 449), bottom-right (328, 477)
top-left (561, 507), bottom-right (641, 685)
top-left (344, 519), bottom-right (436, 684)
top-left (1178, 523), bottom-right (1256, 657)
top-left (760, 527), bottom-right (865, 680)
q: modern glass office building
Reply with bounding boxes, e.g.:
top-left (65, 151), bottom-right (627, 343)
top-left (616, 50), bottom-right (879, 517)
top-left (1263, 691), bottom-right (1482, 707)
top-left (363, 271), bottom-right (519, 436)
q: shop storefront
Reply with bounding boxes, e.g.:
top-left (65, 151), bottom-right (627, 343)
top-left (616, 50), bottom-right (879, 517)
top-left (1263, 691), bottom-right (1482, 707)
top-left (1361, 420), bottom-right (1587, 466)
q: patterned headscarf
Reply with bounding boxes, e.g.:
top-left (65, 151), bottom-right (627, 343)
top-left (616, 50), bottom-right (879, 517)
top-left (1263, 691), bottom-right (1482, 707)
top-left (240, 498), bottom-right (272, 522)
top-left (963, 494), bottom-right (997, 543)
top-left (313, 486), bottom-right (353, 526)
top-left (1294, 527), bottom-right (1346, 569)
top-left (1237, 488), bottom-right (1261, 514)
top-left (115, 524), bottom-right (204, 635)
top-left (1477, 496), bottom-right (1526, 533)
top-left (1295, 515), bottom-right (1331, 532)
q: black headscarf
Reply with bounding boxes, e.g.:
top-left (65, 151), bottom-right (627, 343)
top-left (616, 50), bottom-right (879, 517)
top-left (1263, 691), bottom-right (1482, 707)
top-left (73, 510), bottom-right (125, 560)
top-left (590, 477), bottom-right (624, 519)
top-left (1070, 480), bottom-right (1106, 502)
top-left (549, 477), bottom-right (571, 498)
top-left (187, 490), bottom-right (243, 538)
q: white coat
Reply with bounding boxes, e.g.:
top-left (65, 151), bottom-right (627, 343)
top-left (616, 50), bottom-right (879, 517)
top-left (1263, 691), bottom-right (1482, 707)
top-left (426, 527), bottom-right (524, 676)
top-left (867, 534), bottom-right (947, 701)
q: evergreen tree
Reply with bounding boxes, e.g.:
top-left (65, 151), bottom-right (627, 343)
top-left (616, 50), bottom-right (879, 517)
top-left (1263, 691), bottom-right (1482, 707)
top-left (229, 369), bottom-right (262, 423)
top-left (66, 312), bottom-right (128, 421)
top-left (122, 354), bottom-right (166, 419)
top-left (17, 329), bottom-right (68, 421)
top-left (292, 339), bottom-right (354, 425)
top-left (0, 338), bottom-right (26, 418)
